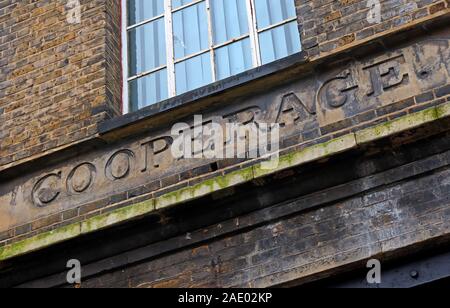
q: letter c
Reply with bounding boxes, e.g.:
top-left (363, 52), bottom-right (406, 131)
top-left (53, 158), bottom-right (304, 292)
top-left (32, 172), bottom-right (62, 207)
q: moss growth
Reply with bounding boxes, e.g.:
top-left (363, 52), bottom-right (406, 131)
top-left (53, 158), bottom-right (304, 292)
top-left (436, 102), bottom-right (450, 119)
top-left (0, 224), bottom-right (81, 261)
top-left (155, 167), bottom-right (254, 210)
top-left (356, 106), bottom-right (439, 144)
top-left (254, 134), bottom-right (357, 178)
top-left (81, 199), bottom-right (155, 234)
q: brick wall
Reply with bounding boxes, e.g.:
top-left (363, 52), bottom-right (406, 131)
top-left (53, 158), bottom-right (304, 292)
top-left (1, 0), bottom-right (448, 167)
top-left (0, 0), bottom-right (121, 167)
top-left (0, 0), bottom-right (449, 287)
top-left (296, 0), bottom-right (449, 58)
top-left (78, 137), bottom-right (450, 288)
top-left (2, 124), bottom-right (448, 288)
top-left (0, 0), bottom-right (448, 166)
top-left (0, 15), bottom-right (449, 254)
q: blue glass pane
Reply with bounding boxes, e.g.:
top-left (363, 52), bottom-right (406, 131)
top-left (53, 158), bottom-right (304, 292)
top-left (211, 0), bottom-right (249, 45)
top-left (259, 21), bottom-right (301, 64)
top-left (176, 53), bottom-right (212, 95)
top-left (259, 21), bottom-right (301, 65)
top-left (173, 0), bottom-right (198, 9)
top-left (129, 70), bottom-right (168, 111)
top-left (128, 19), bottom-right (166, 76)
top-left (215, 39), bottom-right (252, 80)
top-left (173, 2), bottom-right (209, 59)
top-left (255, 0), bottom-right (297, 29)
top-left (128, 0), bottom-right (164, 25)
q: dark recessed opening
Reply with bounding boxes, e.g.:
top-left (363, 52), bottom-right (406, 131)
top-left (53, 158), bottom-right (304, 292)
top-left (210, 162), bottom-right (219, 172)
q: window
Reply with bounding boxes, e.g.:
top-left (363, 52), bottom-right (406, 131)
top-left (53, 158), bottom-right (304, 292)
top-left (122, 0), bottom-right (302, 112)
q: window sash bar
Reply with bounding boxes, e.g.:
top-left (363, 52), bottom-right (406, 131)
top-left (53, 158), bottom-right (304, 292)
top-left (212, 34), bottom-right (250, 50)
top-left (171, 34), bottom-right (253, 70)
top-left (127, 14), bottom-right (165, 31)
top-left (246, 0), bottom-right (261, 67)
top-left (172, 33), bottom-right (251, 66)
top-left (257, 17), bottom-right (298, 33)
top-left (205, 0), bottom-right (216, 82)
top-left (121, 0), bottom-right (130, 114)
top-left (174, 49), bottom-right (209, 64)
top-left (165, 0), bottom-right (177, 98)
top-left (172, 0), bottom-right (204, 13)
top-left (128, 65), bottom-right (168, 82)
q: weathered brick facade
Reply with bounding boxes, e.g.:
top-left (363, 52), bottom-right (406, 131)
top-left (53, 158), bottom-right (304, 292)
top-left (297, 0), bottom-right (449, 57)
top-left (0, 0), bottom-right (449, 288)
top-left (0, 0), bottom-right (121, 168)
top-left (80, 139), bottom-right (450, 288)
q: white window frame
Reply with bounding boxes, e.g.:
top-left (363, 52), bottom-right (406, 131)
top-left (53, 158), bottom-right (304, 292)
top-left (121, 0), bottom-right (298, 114)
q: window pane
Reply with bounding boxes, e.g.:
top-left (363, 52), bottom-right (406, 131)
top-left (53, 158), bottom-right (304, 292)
top-left (255, 0), bottom-right (297, 29)
top-left (173, 2), bottom-right (209, 59)
top-left (176, 53), bottom-right (212, 95)
top-left (211, 0), bottom-right (249, 45)
top-left (259, 21), bottom-right (301, 65)
top-left (129, 70), bottom-right (168, 111)
top-left (173, 0), bottom-right (197, 9)
top-left (128, 0), bottom-right (164, 25)
top-left (128, 19), bottom-right (166, 76)
top-left (215, 39), bottom-right (252, 80)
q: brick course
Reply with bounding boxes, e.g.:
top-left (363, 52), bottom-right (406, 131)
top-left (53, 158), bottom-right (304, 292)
top-left (296, 0), bottom-right (449, 58)
top-left (0, 0), bottom-right (121, 167)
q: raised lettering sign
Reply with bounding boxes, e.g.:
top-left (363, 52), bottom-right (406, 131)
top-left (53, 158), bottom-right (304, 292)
top-left (0, 35), bottom-right (449, 234)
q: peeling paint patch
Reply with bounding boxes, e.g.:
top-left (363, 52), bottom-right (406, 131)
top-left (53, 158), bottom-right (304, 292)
top-left (10, 187), bottom-right (18, 207)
